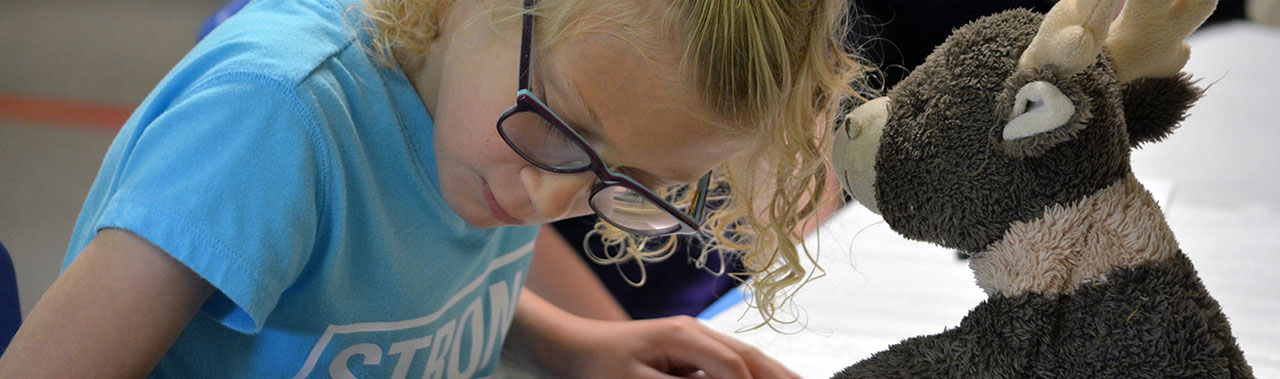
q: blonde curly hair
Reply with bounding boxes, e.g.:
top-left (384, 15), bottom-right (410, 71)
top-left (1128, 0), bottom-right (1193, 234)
top-left (357, 0), bottom-right (870, 327)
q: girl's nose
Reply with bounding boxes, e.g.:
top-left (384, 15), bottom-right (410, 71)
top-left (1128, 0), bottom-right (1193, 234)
top-left (519, 166), bottom-right (595, 221)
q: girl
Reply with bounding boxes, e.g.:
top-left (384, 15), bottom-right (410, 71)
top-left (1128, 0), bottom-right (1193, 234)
top-left (0, 0), bottom-right (862, 376)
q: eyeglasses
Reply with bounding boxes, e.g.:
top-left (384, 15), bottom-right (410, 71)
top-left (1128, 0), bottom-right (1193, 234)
top-left (495, 0), bottom-right (710, 236)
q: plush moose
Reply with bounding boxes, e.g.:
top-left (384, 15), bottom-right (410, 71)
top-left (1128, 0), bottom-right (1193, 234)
top-left (831, 0), bottom-right (1254, 377)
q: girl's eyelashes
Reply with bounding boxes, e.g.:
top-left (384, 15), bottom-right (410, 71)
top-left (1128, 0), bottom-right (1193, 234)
top-left (615, 166), bottom-right (675, 189)
top-left (534, 66), bottom-right (671, 189)
top-left (533, 78), bottom-right (594, 139)
top-left (534, 68), bottom-right (605, 142)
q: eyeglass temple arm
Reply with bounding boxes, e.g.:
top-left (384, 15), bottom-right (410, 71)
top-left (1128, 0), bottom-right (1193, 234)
top-left (518, 0), bottom-right (535, 91)
top-left (688, 173), bottom-right (712, 223)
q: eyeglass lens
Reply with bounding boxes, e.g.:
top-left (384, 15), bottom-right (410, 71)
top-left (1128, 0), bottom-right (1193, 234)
top-left (591, 184), bottom-right (683, 232)
top-left (501, 110), bottom-right (690, 233)
top-left (501, 111), bottom-right (593, 171)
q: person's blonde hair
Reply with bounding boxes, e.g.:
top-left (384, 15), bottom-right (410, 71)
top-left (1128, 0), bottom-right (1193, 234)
top-left (357, 0), bottom-right (869, 327)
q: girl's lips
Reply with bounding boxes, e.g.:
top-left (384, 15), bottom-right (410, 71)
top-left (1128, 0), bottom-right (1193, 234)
top-left (482, 181), bottom-right (524, 225)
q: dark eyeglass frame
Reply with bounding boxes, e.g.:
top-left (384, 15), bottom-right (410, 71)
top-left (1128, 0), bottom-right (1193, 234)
top-left (494, 0), bottom-right (710, 236)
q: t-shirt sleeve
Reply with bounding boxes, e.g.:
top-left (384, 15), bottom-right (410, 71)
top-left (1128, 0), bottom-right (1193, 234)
top-left (92, 73), bottom-right (329, 334)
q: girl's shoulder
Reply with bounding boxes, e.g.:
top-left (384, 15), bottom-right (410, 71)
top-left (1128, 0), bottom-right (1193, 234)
top-left (183, 0), bottom-right (370, 89)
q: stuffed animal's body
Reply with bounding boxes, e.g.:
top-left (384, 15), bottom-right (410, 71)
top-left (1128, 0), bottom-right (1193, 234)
top-left (831, 0), bottom-right (1253, 377)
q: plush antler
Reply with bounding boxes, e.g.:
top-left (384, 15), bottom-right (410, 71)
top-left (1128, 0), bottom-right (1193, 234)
top-left (1018, 0), bottom-right (1121, 76)
top-left (1106, 0), bottom-right (1218, 83)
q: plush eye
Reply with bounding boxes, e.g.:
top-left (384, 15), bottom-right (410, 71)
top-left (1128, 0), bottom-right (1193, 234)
top-left (1003, 81), bottom-right (1076, 140)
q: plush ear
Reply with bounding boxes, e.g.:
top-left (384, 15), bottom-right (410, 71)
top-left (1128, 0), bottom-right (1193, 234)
top-left (1004, 81), bottom-right (1075, 140)
top-left (1121, 73), bottom-right (1203, 147)
top-left (998, 0), bottom-right (1107, 157)
top-left (994, 68), bottom-right (1092, 157)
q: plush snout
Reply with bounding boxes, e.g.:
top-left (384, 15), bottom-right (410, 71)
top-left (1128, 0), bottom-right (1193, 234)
top-left (832, 97), bottom-right (889, 214)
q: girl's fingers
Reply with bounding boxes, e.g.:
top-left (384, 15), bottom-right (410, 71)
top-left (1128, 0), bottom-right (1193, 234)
top-left (688, 318), bottom-right (801, 379)
top-left (648, 316), bottom-right (800, 379)
top-left (571, 316), bottom-right (798, 378)
top-left (635, 364), bottom-right (689, 379)
top-left (643, 317), bottom-right (753, 379)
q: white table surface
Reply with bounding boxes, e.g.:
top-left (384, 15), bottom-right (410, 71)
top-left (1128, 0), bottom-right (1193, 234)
top-left (705, 21), bottom-right (1280, 379)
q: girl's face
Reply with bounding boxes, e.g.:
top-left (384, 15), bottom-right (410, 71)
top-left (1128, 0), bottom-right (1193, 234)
top-left (422, 6), bottom-right (745, 229)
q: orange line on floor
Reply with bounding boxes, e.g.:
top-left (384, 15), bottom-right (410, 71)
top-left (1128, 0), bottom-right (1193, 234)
top-left (0, 93), bottom-right (132, 132)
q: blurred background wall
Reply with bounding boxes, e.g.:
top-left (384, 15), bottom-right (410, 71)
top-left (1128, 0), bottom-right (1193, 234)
top-left (1, 0), bottom-right (226, 316)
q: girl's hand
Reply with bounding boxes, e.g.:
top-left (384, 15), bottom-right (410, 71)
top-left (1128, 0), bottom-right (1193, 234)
top-left (508, 289), bottom-right (799, 378)
top-left (561, 315), bottom-right (798, 378)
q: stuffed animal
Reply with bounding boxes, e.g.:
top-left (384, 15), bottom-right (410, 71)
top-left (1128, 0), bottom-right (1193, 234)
top-left (830, 0), bottom-right (1254, 377)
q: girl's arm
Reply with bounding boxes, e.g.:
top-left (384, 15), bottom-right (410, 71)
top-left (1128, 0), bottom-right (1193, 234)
top-left (0, 228), bottom-right (214, 377)
top-left (505, 288), bottom-right (798, 378)
top-left (526, 224), bottom-right (630, 321)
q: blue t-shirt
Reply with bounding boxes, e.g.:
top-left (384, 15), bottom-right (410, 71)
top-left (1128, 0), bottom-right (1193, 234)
top-left (62, 0), bottom-right (538, 376)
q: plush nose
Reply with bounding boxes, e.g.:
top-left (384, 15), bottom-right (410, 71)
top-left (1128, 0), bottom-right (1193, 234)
top-left (520, 166), bottom-right (595, 221)
top-left (832, 97), bottom-right (889, 214)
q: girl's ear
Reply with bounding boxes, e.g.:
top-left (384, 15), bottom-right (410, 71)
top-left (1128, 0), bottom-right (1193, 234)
top-left (993, 68), bottom-right (1091, 157)
top-left (1120, 73), bottom-right (1202, 148)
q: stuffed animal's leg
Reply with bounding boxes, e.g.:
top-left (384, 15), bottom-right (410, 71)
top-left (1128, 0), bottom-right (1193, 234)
top-left (833, 296), bottom-right (1055, 378)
